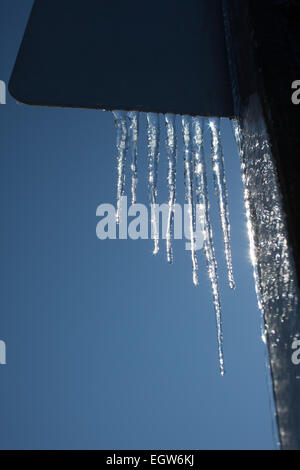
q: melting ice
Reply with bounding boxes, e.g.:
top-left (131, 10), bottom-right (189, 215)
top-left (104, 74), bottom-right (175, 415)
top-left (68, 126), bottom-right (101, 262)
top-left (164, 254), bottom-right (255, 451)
top-left (112, 111), bottom-right (235, 375)
top-left (209, 118), bottom-right (235, 290)
top-left (147, 113), bottom-right (160, 255)
top-left (192, 117), bottom-right (225, 376)
top-left (128, 112), bottom-right (139, 205)
top-left (113, 111), bottom-right (129, 224)
top-left (165, 114), bottom-right (177, 264)
top-left (182, 116), bottom-right (199, 286)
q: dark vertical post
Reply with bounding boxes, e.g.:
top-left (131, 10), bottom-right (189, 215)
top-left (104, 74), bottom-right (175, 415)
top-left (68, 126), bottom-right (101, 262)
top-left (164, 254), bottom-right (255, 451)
top-left (223, 0), bottom-right (300, 449)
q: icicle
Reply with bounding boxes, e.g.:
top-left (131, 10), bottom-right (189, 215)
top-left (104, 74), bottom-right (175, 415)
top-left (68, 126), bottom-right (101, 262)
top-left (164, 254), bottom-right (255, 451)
top-left (182, 116), bottom-right (198, 286)
top-left (192, 117), bottom-right (225, 376)
top-left (113, 111), bottom-right (129, 224)
top-left (232, 116), bottom-right (298, 327)
top-left (165, 114), bottom-right (177, 264)
top-left (147, 113), bottom-right (160, 255)
top-left (209, 118), bottom-right (235, 290)
top-left (127, 112), bottom-right (139, 205)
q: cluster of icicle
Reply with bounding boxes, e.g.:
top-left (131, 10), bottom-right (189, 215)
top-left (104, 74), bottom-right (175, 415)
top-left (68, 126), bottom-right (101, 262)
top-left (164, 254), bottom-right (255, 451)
top-left (232, 113), bottom-right (298, 335)
top-left (113, 111), bottom-right (235, 376)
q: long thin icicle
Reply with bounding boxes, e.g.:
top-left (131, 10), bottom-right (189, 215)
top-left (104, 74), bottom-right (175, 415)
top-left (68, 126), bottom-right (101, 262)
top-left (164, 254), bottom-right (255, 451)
top-left (209, 118), bottom-right (235, 289)
top-left (165, 114), bottom-right (177, 264)
top-left (182, 116), bottom-right (198, 286)
top-left (127, 112), bottom-right (139, 205)
top-left (192, 117), bottom-right (225, 376)
top-left (147, 113), bottom-right (160, 255)
top-left (113, 111), bottom-right (129, 223)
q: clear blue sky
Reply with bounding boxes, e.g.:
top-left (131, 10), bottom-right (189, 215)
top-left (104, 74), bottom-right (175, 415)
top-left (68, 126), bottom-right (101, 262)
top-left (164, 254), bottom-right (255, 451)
top-left (0, 0), bottom-right (277, 449)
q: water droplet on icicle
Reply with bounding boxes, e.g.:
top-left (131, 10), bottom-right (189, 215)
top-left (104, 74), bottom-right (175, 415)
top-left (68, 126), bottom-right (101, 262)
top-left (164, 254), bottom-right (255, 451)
top-left (192, 117), bottom-right (225, 376)
top-left (182, 116), bottom-right (198, 286)
top-left (127, 112), bottom-right (139, 205)
top-left (165, 114), bottom-right (177, 264)
top-left (209, 118), bottom-right (235, 290)
top-left (147, 113), bottom-right (160, 255)
top-left (113, 111), bottom-right (129, 223)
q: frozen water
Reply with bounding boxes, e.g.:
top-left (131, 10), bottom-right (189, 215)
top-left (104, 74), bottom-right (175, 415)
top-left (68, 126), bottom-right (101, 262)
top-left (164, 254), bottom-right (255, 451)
top-left (113, 111), bottom-right (129, 224)
top-left (209, 118), bottom-right (235, 290)
top-left (128, 112), bottom-right (139, 205)
top-left (112, 111), bottom-right (237, 375)
top-left (165, 114), bottom-right (177, 264)
top-left (147, 113), bottom-right (160, 255)
top-left (192, 117), bottom-right (224, 375)
top-left (182, 116), bottom-right (199, 286)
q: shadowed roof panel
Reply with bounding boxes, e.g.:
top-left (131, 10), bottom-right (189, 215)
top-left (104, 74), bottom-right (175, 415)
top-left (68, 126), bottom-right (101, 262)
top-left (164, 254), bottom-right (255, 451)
top-left (9, 0), bottom-right (234, 117)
